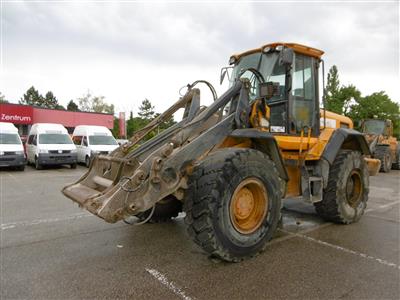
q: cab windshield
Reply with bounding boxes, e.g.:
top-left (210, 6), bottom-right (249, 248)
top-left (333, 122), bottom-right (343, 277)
top-left (0, 133), bottom-right (21, 145)
top-left (89, 135), bottom-right (118, 145)
top-left (39, 134), bottom-right (73, 144)
top-left (231, 52), bottom-right (284, 102)
top-left (364, 120), bottom-right (385, 135)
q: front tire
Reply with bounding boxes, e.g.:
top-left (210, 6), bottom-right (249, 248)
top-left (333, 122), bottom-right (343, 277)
top-left (314, 150), bottom-right (369, 224)
top-left (184, 148), bottom-right (282, 262)
top-left (375, 145), bottom-right (392, 173)
top-left (70, 163), bottom-right (77, 169)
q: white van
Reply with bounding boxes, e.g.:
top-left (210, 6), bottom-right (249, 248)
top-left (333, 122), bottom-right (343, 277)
top-left (26, 123), bottom-right (77, 170)
top-left (0, 122), bottom-right (26, 171)
top-left (72, 125), bottom-right (118, 167)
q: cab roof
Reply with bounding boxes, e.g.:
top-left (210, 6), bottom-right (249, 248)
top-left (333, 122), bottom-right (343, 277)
top-left (231, 42), bottom-right (324, 60)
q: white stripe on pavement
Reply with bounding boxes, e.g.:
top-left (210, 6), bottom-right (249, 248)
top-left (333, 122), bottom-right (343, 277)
top-left (280, 229), bottom-right (400, 270)
top-left (1, 213), bottom-right (92, 231)
top-left (146, 268), bottom-right (193, 300)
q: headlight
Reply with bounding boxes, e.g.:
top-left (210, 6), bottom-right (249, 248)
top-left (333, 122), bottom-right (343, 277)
top-left (15, 151), bottom-right (24, 155)
top-left (91, 150), bottom-right (99, 156)
top-left (0, 151), bottom-right (4, 156)
top-left (71, 149), bottom-right (77, 153)
top-left (39, 149), bottom-right (48, 154)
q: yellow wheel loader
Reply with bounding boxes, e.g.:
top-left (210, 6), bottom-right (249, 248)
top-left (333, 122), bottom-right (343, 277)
top-left (361, 119), bottom-right (400, 172)
top-left (62, 42), bottom-right (380, 262)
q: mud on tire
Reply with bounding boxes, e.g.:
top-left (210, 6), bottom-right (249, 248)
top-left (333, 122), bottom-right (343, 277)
top-left (183, 148), bottom-right (282, 262)
top-left (314, 150), bottom-right (369, 224)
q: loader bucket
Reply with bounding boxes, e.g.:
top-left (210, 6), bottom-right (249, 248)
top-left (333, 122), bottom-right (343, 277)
top-left (62, 81), bottom-right (245, 223)
top-left (365, 157), bottom-right (381, 176)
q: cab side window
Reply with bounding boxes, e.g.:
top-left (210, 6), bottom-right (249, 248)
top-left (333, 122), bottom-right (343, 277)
top-left (291, 54), bottom-right (316, 133)
top-left (82, 136), bottom-right (88, 147)
top-left (73, 136), bottom-right (82, 145)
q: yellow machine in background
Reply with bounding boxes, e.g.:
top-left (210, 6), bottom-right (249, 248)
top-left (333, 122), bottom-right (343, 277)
top-left (63, 42), bottom-right (379, 262)
top-left (361, 119), bottom-right (400, 172)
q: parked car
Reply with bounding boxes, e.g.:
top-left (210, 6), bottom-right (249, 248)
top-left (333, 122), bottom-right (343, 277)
top-left (72, 125), bottom-right (118, 167)
top-left (26, 123), bottom-right (77, 170)
top-left (0, 122), bottom-right (26, 171)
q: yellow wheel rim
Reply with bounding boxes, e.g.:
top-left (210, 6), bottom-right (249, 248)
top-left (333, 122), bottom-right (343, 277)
top-left (230, 178), bottom-right (268, 234)
top-left (346, 170), bottom-right (363, 208)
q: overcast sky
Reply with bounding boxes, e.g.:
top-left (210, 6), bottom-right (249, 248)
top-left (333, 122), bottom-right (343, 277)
top-left (1, 1), bottom-right (399, 115)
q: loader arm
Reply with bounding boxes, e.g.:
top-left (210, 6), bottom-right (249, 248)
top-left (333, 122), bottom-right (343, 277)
top-left (62, 81), bottom-right (246, 223)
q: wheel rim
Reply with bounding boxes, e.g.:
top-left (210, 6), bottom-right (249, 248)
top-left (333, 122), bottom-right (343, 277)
top-left (230, 178), bottom-right (268, 234)
top-left (346, 170), bottom-right (363, 208)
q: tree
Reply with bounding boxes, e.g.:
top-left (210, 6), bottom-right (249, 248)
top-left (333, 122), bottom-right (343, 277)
top-left (78, 91), bottom-right (92, 112)
top-left (92, 96), bottom-right (114, 114)
top-left (43, 91), bottom-right (63, 109)
top-left (138, 99), bottom-right (155, 120)
top-left (67, 100), bottom-right (79, 111)
top-left (0, 92), bottom-right (8, 103)
top-left (78, 91), bottom-right (114, 114)
top-left (338, 85), bottom-right (361, 115)
top-left (20, 86), bottom-right (42, 106)
top-left (325, 65), bottom-right (341, 113)
top-left (325, 66), bottom-right (361, 115)
top-left (19, 87), bottom-right (63, 109)
top-left (112, 117), bottom-right (120, 138)
top-left (347, 91), bottom-right (400, 137)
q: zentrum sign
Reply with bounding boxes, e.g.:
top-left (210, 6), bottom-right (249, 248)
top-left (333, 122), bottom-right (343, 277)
top-left (1, 114), bottom-right (32, 123)
top-left (0, 103), bottom-right (33, 124)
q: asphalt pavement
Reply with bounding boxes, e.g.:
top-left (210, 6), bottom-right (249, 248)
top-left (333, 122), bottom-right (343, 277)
top-left (1, 165), bottom-right (399, 299)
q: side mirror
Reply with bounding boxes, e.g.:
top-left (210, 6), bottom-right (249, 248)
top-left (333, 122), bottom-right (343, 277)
top-left (279, 48), bottom-right (294, 66)
top-left (259, 82), bottom-right (280, 99)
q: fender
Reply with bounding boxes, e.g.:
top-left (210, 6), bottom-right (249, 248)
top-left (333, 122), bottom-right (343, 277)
top-left (229, 129), bottom-right (289, 181)
top-left (322, 128), bottom-right (371, 165)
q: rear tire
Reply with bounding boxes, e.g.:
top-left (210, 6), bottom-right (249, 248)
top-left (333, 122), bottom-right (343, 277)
top-left (137, 196), bottom-right (182, 223)
top-left (375, 145), bottom-right (392, 173)
top-left (314, 150), bottom-right (369, 224)
top-left (183, 148), bottom-right (282, 262)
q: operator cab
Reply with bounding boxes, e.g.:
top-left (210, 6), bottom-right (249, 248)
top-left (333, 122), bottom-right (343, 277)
top-left (362, 119), bottom-right (392, 136)
top-left (223, 43), bottom-right (324, 137)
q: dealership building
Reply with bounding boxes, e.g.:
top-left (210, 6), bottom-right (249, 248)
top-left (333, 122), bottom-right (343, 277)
top-left (0, 103), bottom-right (114, 136)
